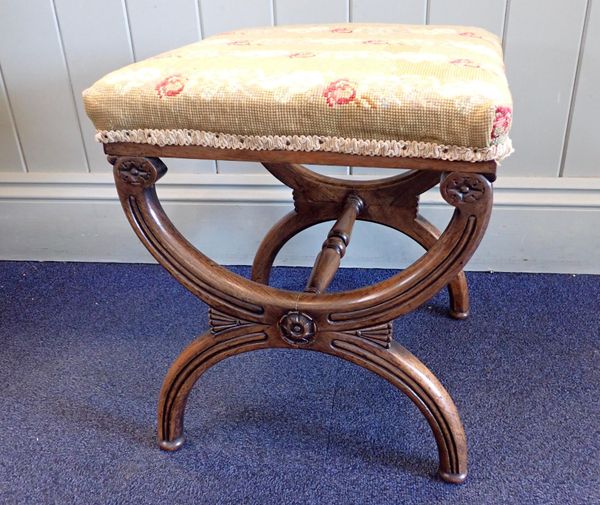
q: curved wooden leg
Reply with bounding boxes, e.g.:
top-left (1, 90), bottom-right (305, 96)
top-left (158, 325), bottom-right (270, 450)
top-left (251, 210), bottom-right (331, 284)
top-left (110, 156), bottom-right (493, 484)
top-left (399, 215), bottom-right (470, 320)
top-left (324, 332), bottom-right (468, 483)
top-left (158, 320), bottom-right (467, 483)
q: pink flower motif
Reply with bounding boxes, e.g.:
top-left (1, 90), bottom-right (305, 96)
top-left (330, 27), bottom-right (353, 34)
top-left (155, 75), bottom-right (187, 99)
top-left (492, 106), bottom-right (512, 140)
top-left (288, 51), bottom-right (316, 58)
top-left (323, 79), bottom-right (357, 107)
top-left (362, 39), bottom-right (389, 45)
top-left (227, 40), bottom-right (251, 46)
top-left (450, 58), bottom-right (480, 68)
top-left (458, 31), bottom-right (482, 38)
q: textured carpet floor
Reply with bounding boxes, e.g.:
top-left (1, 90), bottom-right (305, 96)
top-left (0, 262), bottom-right (598, 504)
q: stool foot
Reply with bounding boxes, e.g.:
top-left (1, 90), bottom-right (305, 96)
top-left (159, 437), bottom-right (185, 451)
top-left (438, 470), bottom-right (468, 484)
top-left (448, 270), bottom-right (470, 320)
top-left (449, 309), bottom-right (469, 320)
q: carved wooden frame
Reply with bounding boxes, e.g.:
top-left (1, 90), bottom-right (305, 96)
top-left (106, 143), bottom-right (496, 484)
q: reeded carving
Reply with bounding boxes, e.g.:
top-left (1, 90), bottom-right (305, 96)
top-left (344, 322), bottom-right (392, 348)
top-left (208, 308), bottom-right (255, 336)
top-left (441, 173), bottom-right (487, 205)
top-left (278, 311), bottom-right (316, 345)
top-left (158, 329), bottom-right (270, 451)
top-left (329, 338), bottom-right (467, 482)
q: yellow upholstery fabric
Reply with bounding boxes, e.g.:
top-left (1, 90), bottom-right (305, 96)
top-left (83, 23), bottom-right (513, 162)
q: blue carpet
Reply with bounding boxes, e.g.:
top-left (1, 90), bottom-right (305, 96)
top-left (0, 261), bottom-right (598, 504)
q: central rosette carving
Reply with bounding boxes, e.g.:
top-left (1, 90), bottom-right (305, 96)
top-left (118, 159), bottom-right (153, 186)
top-left (441, 173), bottom-right (486, 205)
top-left (278, 311), bottom-right (316, 345)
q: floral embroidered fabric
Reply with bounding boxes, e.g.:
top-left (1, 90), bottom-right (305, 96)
top-left (83, 24), bottom-right (513, 162)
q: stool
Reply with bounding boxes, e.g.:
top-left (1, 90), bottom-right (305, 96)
top-left (84, 23), bottom-right (513, 484)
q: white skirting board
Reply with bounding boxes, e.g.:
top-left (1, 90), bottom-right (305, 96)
top-left (1, 172), bottom-right (599, 274)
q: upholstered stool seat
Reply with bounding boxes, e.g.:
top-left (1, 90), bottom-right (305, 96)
top-left (84, 23), bottom-right (512, 162)
top-left (85, 23), bottom-right (514, 485)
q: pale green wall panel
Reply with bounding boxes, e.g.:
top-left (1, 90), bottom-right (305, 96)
top-left (563, 0), bottom-right (600, 177)
top-left (0, 0), bottom-right (87, 172)
top-left (502, 0), bottom-right (588, 177)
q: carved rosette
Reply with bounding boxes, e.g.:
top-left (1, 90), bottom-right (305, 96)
top-left (109, 156), bottom-right (165, 189)
top-left (278, 311), bottom-right (316, 345)
top-left (440, 173), bottom-right (487, 206)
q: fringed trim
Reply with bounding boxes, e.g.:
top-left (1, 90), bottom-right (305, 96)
top-left (95, 128), bottom-right (513, 162)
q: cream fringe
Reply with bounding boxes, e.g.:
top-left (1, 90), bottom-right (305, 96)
top-left (95, 129), bottom-right (513, 162)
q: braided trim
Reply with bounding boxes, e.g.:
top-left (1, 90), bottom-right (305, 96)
top-left (95, 129), bottom-right (513, 162)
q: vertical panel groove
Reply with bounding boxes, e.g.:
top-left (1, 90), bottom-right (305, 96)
top-left (429, 0), bottom-right (505, 35)
top-left (425, 0), bottom-right (431, 24)
top-left (0, 63), bottom-right (27, 172)
top-left (270, 0), bottom-right (277, 25)
top-left (502, 0), bottom-right (511, 51)
top-left (193, 0), bottom-right (203, 39)
top-left (502, 0), bottom-right (588, 176)
top-left (122, 0), bottom-right (137, 61)
top-left (559, 0), bottom-right (592, 177)
top-left (50, 0), bottom-right (90, 173)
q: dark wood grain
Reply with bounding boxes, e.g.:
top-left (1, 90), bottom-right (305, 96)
top-left (305, 194), bottom-right (363, 294)
top-left (108, 147), bottom-right (496, 484)
top-left (254, 162), bottom-right (471, 319)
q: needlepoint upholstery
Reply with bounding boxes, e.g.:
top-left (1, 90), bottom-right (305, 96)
top-left (83, 24), bottom-right (513, 162)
